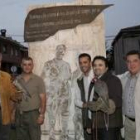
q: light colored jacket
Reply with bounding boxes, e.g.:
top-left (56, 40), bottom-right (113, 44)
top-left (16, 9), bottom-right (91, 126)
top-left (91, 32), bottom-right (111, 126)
top-left (0, 71), bottom-right (17, 125)
top-left (118, 71), bottom-right (140, 140)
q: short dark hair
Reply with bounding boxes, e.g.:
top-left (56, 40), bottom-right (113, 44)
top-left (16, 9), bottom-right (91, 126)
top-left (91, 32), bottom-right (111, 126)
top-left (92, 56), bottom-right (108, 67)
top-left (125, 50), bottom-right (140, 60)
top-left (21, 56), bottom-right (33, 62)
top-left (78, 53), bottom-right (91, 61)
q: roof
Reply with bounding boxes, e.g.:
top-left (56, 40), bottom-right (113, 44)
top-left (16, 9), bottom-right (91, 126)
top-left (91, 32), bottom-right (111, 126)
top-left (112, 25), bottom-right (140, 46)
top-left (0, 35), bottom-right (27, 49)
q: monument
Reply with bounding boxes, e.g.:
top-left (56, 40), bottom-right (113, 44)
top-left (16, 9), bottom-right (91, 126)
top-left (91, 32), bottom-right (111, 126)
top-left (24, 0), bottom-right (111, 139)
top-left (41, 44), bottom-right (71, 140)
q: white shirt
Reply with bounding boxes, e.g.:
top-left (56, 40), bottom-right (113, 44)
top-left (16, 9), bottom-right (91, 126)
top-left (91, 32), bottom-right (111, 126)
top-left (123, 73), bottom-right (139, 118)
top-left (75, 69), bottom-right (94, 118)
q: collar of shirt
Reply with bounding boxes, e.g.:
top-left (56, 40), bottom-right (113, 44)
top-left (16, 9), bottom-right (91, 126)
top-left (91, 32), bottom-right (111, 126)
top-left (83, 69), bottom-right (94, 81)
top-left (19, 73), bottom-right (35, 81)
top-left (127, 71), bottom-right (140, 79)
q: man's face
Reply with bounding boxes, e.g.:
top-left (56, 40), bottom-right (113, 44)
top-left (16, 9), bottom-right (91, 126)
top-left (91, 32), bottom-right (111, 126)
top-left (92, 59), bottom-right (108, 77)
top-left (79, 56), bottom-right (91, 74)
top-left (21, 60), bottom-right (33, 74)
top-left (126, 54), bottom-right (140, 75)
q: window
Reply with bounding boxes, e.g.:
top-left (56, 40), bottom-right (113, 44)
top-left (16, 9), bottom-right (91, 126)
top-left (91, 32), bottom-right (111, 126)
top-left (2, 44), bottom-right (7, 54)
top-left (15, 49), bottom-right (18, 56)
top-left (11, 48), bottom-right (14, 56)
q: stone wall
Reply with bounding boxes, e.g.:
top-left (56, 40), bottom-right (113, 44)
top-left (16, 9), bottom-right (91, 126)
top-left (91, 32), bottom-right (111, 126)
top-left (26, 0), bottom-right (106, 140)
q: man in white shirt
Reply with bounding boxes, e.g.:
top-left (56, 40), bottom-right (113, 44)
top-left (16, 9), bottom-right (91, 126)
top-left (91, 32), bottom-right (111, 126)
top-left (118, 50), bottom-right (140, 140)
top-left (75, 53), bottom-right (94, 140)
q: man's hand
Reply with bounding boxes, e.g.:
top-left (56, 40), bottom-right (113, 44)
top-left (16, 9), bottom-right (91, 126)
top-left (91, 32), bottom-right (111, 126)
top-left (86, 128), bottom-right (92, 134)
top-left (87, 98), bottom-right (102, 111)
top-left (107, 99), bottom-right (116, 114)
top-left (15, 91), bottom-right (22, 102)
top-left (37, 114), bottom-right (45, 125)
top-left (87, 98), bottom-right (116, 114)
top-left (11, 113), bottom-right (15, 123)
top-left (11, 90), bottom-right (23, 102)
top-left (83, 103), bottom-right (87, 108)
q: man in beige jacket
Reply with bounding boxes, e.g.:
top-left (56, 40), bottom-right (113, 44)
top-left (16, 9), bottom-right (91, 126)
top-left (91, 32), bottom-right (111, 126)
top-left (0, 52), bottom-right (20, 140)
top-left (118, 50), bottom-right (140, 140)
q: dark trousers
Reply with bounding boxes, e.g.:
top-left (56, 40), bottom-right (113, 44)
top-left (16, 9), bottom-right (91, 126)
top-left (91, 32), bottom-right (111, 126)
top-left (15, 110), bottom-right (41, 140)
top-left (0, 110), bottom-right (10, 140)
top-left (92, 127), bottom-right (122, 140)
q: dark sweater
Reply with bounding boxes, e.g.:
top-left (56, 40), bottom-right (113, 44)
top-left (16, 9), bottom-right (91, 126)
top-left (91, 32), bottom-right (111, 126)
top-left (92, 71), bottom-right (123, 128)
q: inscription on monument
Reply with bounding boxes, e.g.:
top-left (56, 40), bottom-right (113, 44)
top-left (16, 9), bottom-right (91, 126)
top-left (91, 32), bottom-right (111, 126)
top-left (24, 5), bottom-right (112, 42)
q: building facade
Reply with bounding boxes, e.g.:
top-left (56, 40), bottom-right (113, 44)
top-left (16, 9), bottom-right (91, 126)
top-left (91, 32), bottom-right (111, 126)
top-left (0, 29), bottom-right (28, 75)
top-left (112, 25), bottom-right (140, 74)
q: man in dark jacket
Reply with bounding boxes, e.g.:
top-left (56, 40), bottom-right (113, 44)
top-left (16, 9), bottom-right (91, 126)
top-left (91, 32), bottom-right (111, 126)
top-left (88, 56), bottom-right (123, 140)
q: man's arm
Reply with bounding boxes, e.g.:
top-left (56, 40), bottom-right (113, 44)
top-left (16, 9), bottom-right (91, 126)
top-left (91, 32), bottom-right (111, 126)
top-left (8, 75), bottom-right (21, 102)
top-left (108, 76), bottom-right (122, 108)
top-left (10, 101), bottom-right (16, 123)
top-left (39, 93), bottom-right (46, 116)
top-left (8, 76), bottom-right (20, 124)
top-left (37, 77), bottom-right (47, 125)
top-left (37, 93), bottom-right (46, 125)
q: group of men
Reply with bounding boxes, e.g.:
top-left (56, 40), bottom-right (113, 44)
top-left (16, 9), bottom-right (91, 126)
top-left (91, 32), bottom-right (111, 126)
top-left (75, 50), bottom-right (140, 140)
top-left (0, 49), bottom-right (140, 140)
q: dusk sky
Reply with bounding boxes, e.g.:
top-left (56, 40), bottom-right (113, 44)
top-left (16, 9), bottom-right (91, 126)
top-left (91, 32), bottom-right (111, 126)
top-left (0, 0), bottom-right (140, 45)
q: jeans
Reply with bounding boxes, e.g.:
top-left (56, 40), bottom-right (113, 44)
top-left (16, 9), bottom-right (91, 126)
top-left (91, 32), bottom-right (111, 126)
top-left (0, 109), bottom-right (10, 140)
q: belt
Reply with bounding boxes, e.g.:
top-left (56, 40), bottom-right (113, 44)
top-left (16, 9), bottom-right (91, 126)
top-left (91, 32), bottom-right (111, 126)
top-left (125, 115), bottom-right (135, 122)
top-left (18, 109), bottom-right (38, 115)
